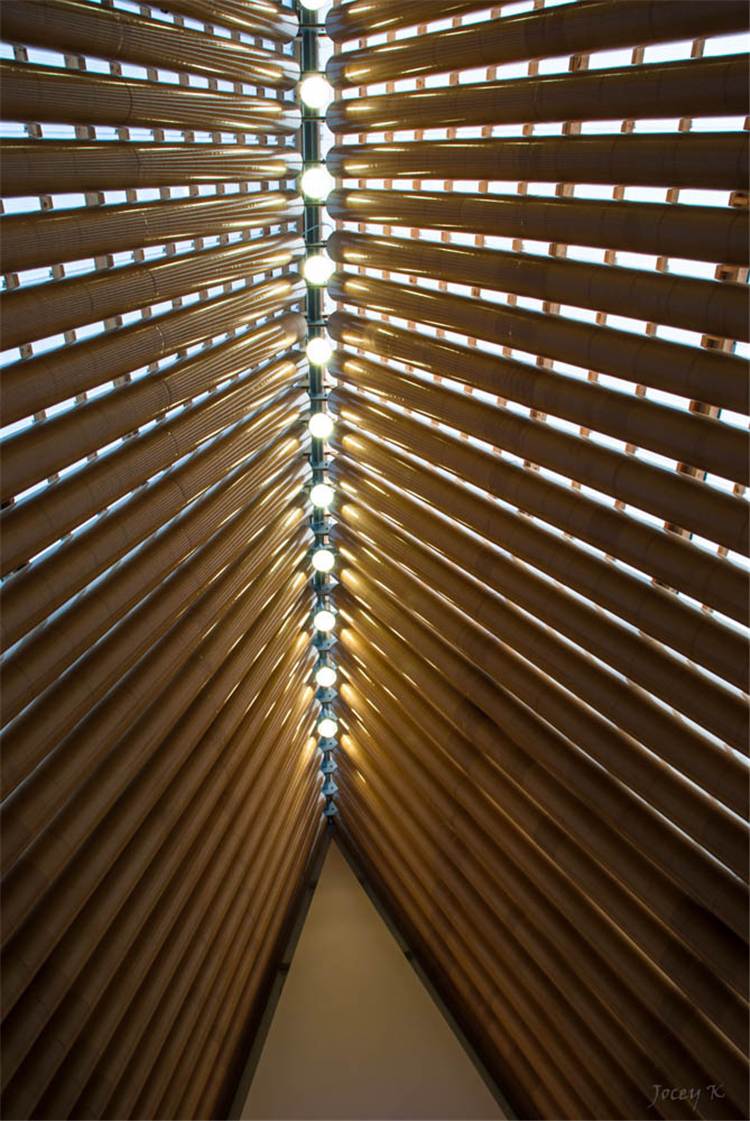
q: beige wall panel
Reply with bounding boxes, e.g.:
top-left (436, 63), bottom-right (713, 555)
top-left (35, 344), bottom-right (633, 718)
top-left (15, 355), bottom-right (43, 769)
top-left (242, 841), bottom-right (505, 1121)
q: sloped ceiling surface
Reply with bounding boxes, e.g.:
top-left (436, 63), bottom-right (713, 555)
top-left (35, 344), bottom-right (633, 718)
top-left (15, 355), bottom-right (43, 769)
top-left (1, 1), bottom-right (749, 1120)
top-left (324, 0), bottom-right (749, 1118)
top-left (0, 2), bottom-right (323, 1118)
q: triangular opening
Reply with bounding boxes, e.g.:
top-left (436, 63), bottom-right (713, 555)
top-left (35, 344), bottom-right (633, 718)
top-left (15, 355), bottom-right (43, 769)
top-left (236, 837), bottom-right (508, 1121)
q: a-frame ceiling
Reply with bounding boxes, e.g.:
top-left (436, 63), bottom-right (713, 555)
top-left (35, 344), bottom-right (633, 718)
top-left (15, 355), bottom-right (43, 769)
top-left (0, 1), bottom-right (747, 1119)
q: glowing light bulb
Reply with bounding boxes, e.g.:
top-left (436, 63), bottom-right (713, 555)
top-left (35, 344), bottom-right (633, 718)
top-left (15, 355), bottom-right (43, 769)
top-left (306, 335), bottom-right (333, 365)
top-left (300, 164), bottom-right (335, 202)
top-left (318, 716), bottom-right (338, 738)
top-left (311, 547), bottom-right (335, 573)
top-left (308, 412), bottom-right (334, 439)
top-left (302, 253), bottom-right (335, 286)
top-left (315, 665), bottom-right (337, 688)
top-left (299, 74), bottom-right (333, 111)
top-left (310, 482), bottom-right (334, 508)
top-left (314, 608), bottom-right (336, 632)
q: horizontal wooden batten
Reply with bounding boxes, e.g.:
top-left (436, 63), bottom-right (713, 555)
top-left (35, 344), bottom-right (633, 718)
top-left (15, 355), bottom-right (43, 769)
top-left (326, 188), bottom-right (749, 265)
top-left (330, 349), bottom-right (748, 556)
top-left (334, 534), bottom-right (749, 959)
top-left (332, 461), bottom-right (749, 860)
top-left (326, 0), bottom-right (501, 42)
top-left (327, 0), bottom-right (749, 85)
top-left (1, 61), bottom-right (300, 134)
top-left (0, 234), bottom-right (304, 351)
top-left (0, 626), bottom-right (313, 1101)
top-left (329, 311), bottom-right (748, 483)
top-left (1, 140), bottom-right (301, 195)
top-left (329, 401), bottom-right (744, 699)
top-left (336, 647), bottom-right (747, 1061)
top-left (1, 277), bottom-right (304, 425)
top-left (328, 133), bottom-right (749, 191)
top-left (328, 55), bottom-right (748, 132)
top-left (0, 0), bottom-right (300, 87)
top-left (160, 0), bottom-right (298, 42)
top-left (1, 323), bottom-right (304, 502)
top-left (329, 271), bottom-right (748, 414)
top-left (334, 581), bottom-right (748, 1011)
top-left (328, 229), bottom-right (748, 343)
top-left (2, 406), bottom-right (304, 670)
top-left (1, 456), bottom-right (308, 728)
top-left (1, 190), bottom-right (302, 274)
top-left (1, 534), bottom-right (311, 956)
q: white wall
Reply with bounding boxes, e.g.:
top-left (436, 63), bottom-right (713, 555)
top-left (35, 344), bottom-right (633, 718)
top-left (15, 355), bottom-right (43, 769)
top-left (241, 840), bottom-right (505, 1121)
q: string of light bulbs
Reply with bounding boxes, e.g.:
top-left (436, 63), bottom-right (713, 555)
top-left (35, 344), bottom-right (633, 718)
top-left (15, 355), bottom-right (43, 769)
top-left (296, 0), bottom-right (338, 820)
